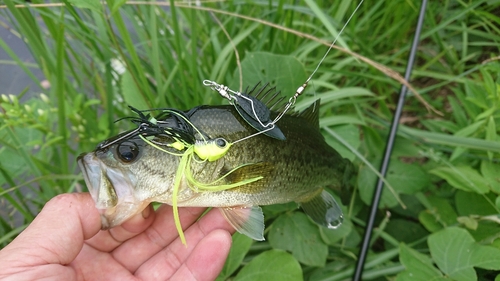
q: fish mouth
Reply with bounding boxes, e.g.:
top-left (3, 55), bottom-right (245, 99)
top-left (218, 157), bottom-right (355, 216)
top-left (77, 153), bottom-right (146, 229)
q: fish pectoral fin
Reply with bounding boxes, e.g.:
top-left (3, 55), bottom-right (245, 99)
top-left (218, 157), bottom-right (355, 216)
top-left (219, 206), bottom-right (265, 241)
top-left (299, 190), bottom-right (344, 229)
top-left (223, 162), bottom-right (273, 184)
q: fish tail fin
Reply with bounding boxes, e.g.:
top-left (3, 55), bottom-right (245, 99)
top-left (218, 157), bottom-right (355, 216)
top-left (299, 189), bottom-right (343, 229)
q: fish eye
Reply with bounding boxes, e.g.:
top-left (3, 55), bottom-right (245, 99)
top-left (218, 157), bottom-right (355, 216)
top-left (215, 138), bottom-right (227, 148)
top-left (116, 141), bottom-right (140, 163)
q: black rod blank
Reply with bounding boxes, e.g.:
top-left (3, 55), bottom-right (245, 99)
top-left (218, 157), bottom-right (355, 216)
top-left (352, 0), bottom-right (428, 280)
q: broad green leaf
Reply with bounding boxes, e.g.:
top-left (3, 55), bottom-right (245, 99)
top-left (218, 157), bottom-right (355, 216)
top-left (392, 194), bottom-right (426, 218)
top-left (344, 224), bottom-right (362, 248)
top-left (385, 219), bottom-right (429, 247)
top-left (386, 163), bottom-right (430, 194)
top-left (429, 227), bottom-right (477, 281)
top-left (481, 160), bottom-right (500, 193)
top-left (418, 196), bottom-right (457, 232)
top-left (396, 243), bottom-right (444, 281)
top-left (234, 250), bottom-right (302, 281)
top-left (430, 166), bottom-right (489, 194)
top-left (392, 137), bottom-right (425, 157)
top-left (467, 218), bottom-right (500, 243)
top-left (0, 127), bottom-right (44, 180)
top-left (457, 216), bottom-right (478, 230)
top-left (263, 202), bottom-right (298, 218)
top-left (323, 124), bottom-right (360, 161)
top-left (0, 146), bottom-right (29, 180)
top-left (232, 52), bottom-right (307, 101)
top-left (455, 190), bottom-right (497, 216)
top-left (358, 160), bottom-right (429, 208)
top-left (268, 212), bottom-right (328, 267)
top-left (358, 163), bottom-right (398, 208)
top-left (217, 233), bottom-right (253, 280)
top-left (67, 0), bottom-right (102, 12)
top-left (428, 227), bottom-right (500, 281)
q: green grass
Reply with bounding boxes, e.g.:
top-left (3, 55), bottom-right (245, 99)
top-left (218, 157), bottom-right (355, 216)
top-left (1, 0), bottom-right (500, 280)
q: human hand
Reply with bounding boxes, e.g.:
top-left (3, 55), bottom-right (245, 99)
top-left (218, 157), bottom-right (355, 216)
top-left (0, 193), bottom-right (234, 281)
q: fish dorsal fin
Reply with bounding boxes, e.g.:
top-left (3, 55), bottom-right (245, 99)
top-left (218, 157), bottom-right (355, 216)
top-left (246, 82), bottom-right (288, 111)
top-left (299, 189), bottom-right (343, 229)
top-left (295, 99), bottom-right (321, 129)
top-left (219, 206), bottom-right (265, 241)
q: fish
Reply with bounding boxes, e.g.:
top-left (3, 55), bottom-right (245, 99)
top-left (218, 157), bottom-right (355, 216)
top-left (77, 84), bottom-right (354, 242)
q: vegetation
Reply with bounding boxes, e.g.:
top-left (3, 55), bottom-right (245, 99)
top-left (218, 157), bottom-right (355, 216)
top-left (1, 0), bottom-right (499, 280)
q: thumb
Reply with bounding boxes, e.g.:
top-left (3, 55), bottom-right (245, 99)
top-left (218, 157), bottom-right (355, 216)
top-left (1, 193), bottom-right (101, 266)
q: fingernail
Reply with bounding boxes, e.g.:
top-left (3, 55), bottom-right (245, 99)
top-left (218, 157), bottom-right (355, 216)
top-left (142, 205), bottom-right (151, 219)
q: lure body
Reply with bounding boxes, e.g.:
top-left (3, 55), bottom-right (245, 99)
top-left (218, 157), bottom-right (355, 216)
top-left (78, 101), bottom-right (353, 240)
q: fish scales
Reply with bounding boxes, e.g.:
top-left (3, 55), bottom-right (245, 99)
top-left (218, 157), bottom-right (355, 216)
top-left (182, 105), bottom-right (347, 205)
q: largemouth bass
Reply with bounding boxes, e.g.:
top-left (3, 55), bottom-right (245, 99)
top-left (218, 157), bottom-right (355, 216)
top-left (77, 89), bottom-right (353, 242)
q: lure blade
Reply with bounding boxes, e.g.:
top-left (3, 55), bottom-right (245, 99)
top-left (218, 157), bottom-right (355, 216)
top-left (234, 94), bottom-right (286, 140)
top-left (203, 80), bottom-right (287, 141)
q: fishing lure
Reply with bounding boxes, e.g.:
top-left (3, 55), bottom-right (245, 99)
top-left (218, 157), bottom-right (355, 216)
top-left (97, 106), bottom-right (195, 151)
top-left (137, 121), bottom-right (263, 244)
top-left (202, 80), bottom-right (307, 143)
top-left (104, 105), bottom-right (264, 244)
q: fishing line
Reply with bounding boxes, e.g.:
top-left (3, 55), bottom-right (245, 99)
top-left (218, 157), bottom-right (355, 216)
top-left (305, 0), bottom-right (364, 86)
top-left (276, 0), bottom-right (365, 116)
top-left (203, 0), bottom-right (365, 143)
